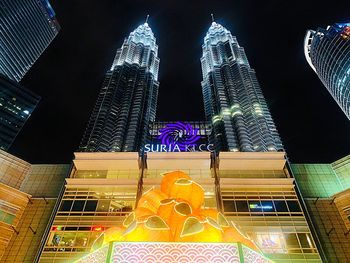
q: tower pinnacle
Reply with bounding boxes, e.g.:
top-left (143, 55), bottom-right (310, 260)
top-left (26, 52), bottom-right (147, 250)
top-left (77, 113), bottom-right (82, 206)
top-left (211, 13), bottom-right (215, 22)
top-left (145, 14), bottom-right (149, 24)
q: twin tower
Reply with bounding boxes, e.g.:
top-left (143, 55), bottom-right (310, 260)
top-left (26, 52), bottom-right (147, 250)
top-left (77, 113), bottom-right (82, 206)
top-left (79, 20), bottom-right (283, 153)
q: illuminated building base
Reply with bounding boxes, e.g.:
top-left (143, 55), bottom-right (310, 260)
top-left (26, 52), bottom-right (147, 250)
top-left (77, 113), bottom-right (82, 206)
top-left (75, 242), bottom-right (273, 263)
top-left (40, 152), bottom-right (322, 262)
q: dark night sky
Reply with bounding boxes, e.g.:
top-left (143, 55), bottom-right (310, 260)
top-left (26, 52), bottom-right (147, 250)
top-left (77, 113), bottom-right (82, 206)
top-left (9, 0), bottom-right (350, 164)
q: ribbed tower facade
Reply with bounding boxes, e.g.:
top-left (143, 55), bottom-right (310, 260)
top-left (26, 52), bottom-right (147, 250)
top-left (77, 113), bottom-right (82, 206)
top-left (304, 23), bottom-right (350, 120)
top-left (0, 74), bottom-right (40, 150)
top-left (79, 22), bottom-right (160, 152)
top-left (201, 22), bottom-right (283, 152)
top-left (0, 0), bottom-right (60, 81)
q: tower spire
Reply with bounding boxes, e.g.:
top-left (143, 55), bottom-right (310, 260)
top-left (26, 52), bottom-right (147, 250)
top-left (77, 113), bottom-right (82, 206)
top-left (145, 14), bottom-right (149, 24)
top-left (211, 13), bottom-right (215, 22)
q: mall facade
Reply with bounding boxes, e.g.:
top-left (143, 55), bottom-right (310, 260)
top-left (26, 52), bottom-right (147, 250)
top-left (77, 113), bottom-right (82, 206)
top-left (1, 148), bottom-right (350, 262)
top-left (39, 150), bottom-right (322, 263)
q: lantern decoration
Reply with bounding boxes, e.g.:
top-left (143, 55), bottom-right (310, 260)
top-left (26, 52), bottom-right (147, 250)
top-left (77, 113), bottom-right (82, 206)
top-left (99, 170), bottom-right (260, 253)
top-left (122, 215), bottom-right (171, 242)
top-left (137, 188), bottom-right (168, 213)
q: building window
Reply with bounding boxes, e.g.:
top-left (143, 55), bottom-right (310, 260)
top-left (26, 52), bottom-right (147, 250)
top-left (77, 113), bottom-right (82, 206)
top-left (297, 233), bottom-right (313, 251)
top-left (0, 209), bottom-right (15, 225)
top-left (59, 200), bottom-right (72, 211)
top-left (96, 200), bottom-right (110, 212)
top-left (71, 201), bottom-right (85, 211)
top-left (236, 201), bottom-right (249, 212)
top-left (274, 201), bottom-right (288, 212)
top-left (84, 200), bottom-right (97, 211)
top-left (287, 201), bottom-right (301, 212)
top-left (223, 200), bottom-right (236, 212)
top-left (285, 233), bottom-right (300, 251)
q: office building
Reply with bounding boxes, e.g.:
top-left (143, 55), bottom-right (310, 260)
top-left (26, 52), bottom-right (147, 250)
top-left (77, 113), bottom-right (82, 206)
top-left (304, 23), bottom-right (350, 120)
top-left (0, 0), bottom-right (59, 150)
top-left (0, 0), bottom-right (60, 81)
top-left (201, 21), bottom-right (283, 152)
top-left (0, 75), bottom-right (40, 151)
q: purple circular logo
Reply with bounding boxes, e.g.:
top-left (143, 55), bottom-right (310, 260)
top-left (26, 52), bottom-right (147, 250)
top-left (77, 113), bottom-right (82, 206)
top-left (158, 122), bottom-right (201, 151)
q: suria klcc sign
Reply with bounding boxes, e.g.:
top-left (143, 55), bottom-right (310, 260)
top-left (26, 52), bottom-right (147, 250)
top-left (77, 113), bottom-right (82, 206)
top-left (144, 122), bottom-right (214, 152)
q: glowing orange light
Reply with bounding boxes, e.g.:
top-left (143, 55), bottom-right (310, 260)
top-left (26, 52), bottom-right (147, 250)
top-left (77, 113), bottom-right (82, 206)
top-left (100, 170), bottom-right (261, 253)
top-left (92, 226), bottom-right (104, 231)
top-left (51, 226), bottom-right (62, 231)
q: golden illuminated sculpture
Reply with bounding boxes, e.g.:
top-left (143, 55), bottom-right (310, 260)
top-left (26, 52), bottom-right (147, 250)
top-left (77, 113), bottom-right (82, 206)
top-left (97, 171), bottom-right (260, 251)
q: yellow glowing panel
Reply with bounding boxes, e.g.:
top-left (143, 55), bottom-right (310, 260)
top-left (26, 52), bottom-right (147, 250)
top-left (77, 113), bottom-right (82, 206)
top-left (90, 170), bottom-right (261, 253)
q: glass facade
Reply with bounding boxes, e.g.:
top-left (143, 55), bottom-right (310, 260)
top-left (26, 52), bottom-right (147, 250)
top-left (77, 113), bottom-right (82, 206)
top-left (331, 155), bottom-right (350, 190)
top-left (292, 157), bottom-right (350, 262)
top-left (201, 22), bottom-right (283, 152)
top-left (0, 0), bottom-right (60, 81)
top-left (79, 22), bottom-right (160, 152)
top-left (42, 185), bottom-right (138, 261)
top-left (304, 23), bottom-right (350, 120)
top-left (0, 75), bottom-right (40, 151)
top-left (291, 164), bottom-right (344, 198)
top-left (221, 186), bottom-right (319, 260)
top-left (39, 152), bottom-right (322, 263)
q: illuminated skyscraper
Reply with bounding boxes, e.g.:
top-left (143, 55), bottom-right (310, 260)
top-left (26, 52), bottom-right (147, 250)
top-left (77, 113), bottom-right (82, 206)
top-left (0, 0), bottom-right (59, 150)
top-left (201, 21), bottom-right (283, 152)
top-left (304, 23), bottom-right (350, 120)
top-left (0, 0), bottom-right (60, 81)
top-left (79, 20), bottom-right (160, 152)
top-left (0, 74), bottom-right (40, 151)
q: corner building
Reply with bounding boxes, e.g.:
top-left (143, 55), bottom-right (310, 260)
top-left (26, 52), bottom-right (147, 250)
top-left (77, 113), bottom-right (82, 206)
top-left (201, 22), bottom-right (283, 152)
top-left (79, 22), bottom-right (159, 152)
top-left (304, 23), bottom-right (350, 120)
top-left (0, 149), bottom-right (69, 262)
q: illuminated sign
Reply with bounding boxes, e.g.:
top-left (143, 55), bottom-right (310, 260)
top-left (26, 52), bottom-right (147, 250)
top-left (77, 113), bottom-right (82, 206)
top-left (159, 122), bottom-right (201, 150)
top-left (249, 203), bottom-right (273, 210)
top-left (144, 143), bottom-right (213, 152)
top-left (144, 122), bottom-right (214, 152)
